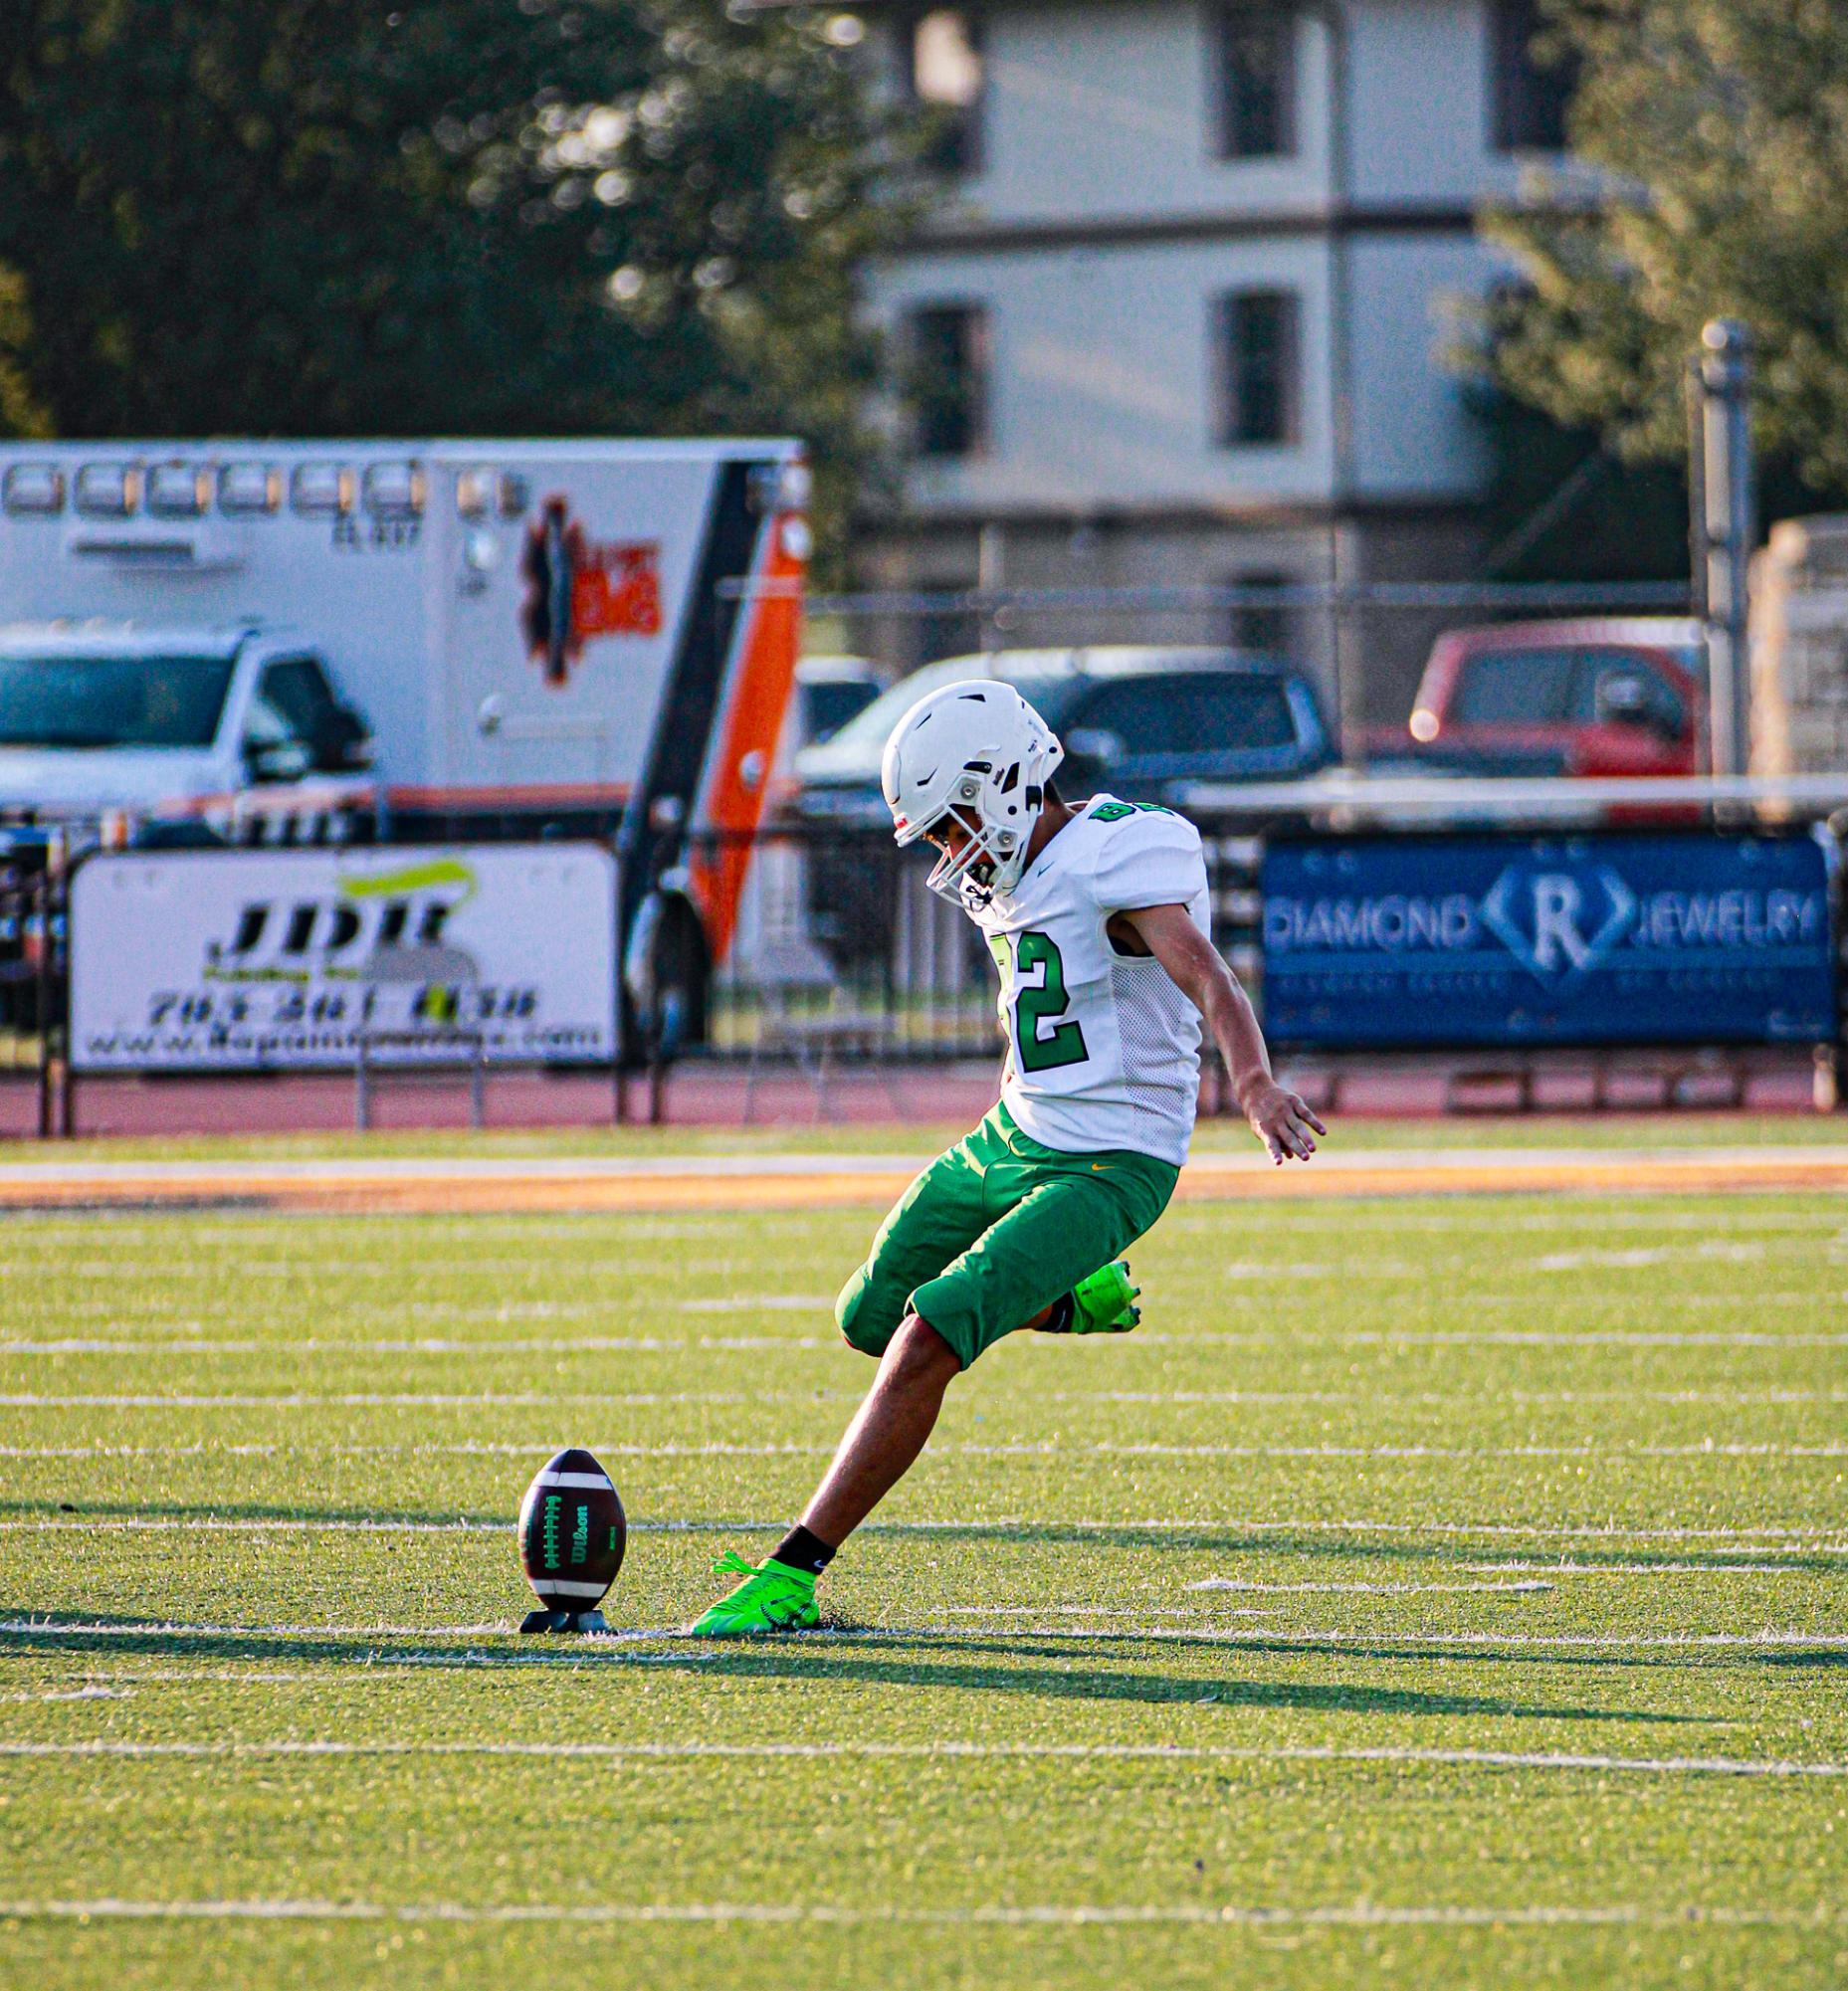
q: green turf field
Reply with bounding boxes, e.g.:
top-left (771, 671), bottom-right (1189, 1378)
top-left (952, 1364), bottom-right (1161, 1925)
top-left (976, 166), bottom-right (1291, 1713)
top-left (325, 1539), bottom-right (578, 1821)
top-left (0, 1125), bottom-right (1844, 1987)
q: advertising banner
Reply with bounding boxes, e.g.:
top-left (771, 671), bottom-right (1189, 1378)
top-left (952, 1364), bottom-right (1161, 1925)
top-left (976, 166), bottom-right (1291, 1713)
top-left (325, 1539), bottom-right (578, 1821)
top-left (1261, 833), bottom-right (1837, 1048)
top-left (72, 844), bottom-right (616, 1070)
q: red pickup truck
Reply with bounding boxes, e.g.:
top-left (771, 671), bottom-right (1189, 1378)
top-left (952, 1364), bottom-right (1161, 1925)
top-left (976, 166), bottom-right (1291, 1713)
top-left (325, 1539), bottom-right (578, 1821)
top-left (1401, 618), bottom-right (1706, 775)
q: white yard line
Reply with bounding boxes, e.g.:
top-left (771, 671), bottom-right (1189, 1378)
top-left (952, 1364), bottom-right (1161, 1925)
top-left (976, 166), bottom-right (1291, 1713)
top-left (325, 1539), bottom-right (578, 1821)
top-left (1529, 1243), bottom-right (1771, 1271)
top-left (0, 1393), bottom-right (583, 1408)
top-left (18, 1434), bottom-right (1838, 1462)
top-left (3, 1617), bottom-right (1843, 1652)
top-left (2, 1515), bottom-right (1844, 1550)
top-left (1163, 1203), bottom-right (1848, 1230)
top-left (1081, 1443), bottom-right (1848, 1460)
top-left (0, 1391), bottom-right (816, 1417)
top-left (0, 1336), bottom-right (832, 1356)
top-left (1176, 1579), bottom-right (1554, 1596)
top-left (5, 1142), bottom-right (1848, 1184)
top-left (0, 1738), bottom-right (1841, 1779)
top-left (680, 1295), bottom-right (838, 1312)
top-left (0, 1896), bottom-right (1831, 1928)
top-left (0, 1256), bottom-right (770, 1280)
top-left (0, 1339), bottom-right (693, 1356)
top-left (6, 1326), bottom-right (1845, 1372)
top-left (1463, 1562), bottom-right (1807, 1577)
top-left (0, 1685), bottom-right (132, 1703)
top-left (1123, 1330), bottom-right (1848, 1347)
top-left (1069, 1388), bottom-right (1846, 1407)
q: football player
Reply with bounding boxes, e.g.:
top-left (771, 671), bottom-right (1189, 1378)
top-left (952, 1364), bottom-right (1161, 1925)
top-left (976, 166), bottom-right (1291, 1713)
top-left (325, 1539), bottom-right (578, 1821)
top-left (691, 680), bottom-right (1324, 1634)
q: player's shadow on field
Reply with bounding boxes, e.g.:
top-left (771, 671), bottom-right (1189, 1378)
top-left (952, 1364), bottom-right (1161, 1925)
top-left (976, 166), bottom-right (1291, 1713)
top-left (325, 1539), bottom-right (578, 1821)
top-left (0, 1620), bottom-right (1684, 1718)
top-left (1, 1623), bottom-right (1837, 1695)
top-left (687, 1645), bottom-right (1694, 1721)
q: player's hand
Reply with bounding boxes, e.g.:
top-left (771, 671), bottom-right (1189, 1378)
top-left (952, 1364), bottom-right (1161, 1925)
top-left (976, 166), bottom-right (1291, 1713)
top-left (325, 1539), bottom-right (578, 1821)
top-left (1242, 1080), bottom-right (1326, 1164)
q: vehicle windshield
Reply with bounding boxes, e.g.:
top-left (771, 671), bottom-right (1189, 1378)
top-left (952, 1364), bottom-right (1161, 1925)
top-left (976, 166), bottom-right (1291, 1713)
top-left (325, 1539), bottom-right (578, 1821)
top-left (0, 653), bottom-right (236, 749)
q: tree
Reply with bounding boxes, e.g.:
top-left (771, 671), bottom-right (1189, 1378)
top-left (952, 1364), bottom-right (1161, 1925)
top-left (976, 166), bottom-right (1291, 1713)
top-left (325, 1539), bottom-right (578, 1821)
top-left (0, 1), bottom-right (920, 568)
top-left (1475, 0), bottom-right (1848, 506)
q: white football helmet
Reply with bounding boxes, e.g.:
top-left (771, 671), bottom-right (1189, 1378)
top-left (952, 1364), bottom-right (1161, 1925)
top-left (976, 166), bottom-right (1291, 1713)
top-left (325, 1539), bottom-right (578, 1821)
top-left (880, 680), bottom-right (1064, 904)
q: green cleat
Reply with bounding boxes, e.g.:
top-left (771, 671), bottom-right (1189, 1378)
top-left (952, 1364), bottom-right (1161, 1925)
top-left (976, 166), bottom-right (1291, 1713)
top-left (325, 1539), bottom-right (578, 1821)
top-left (1069, 1259), bottom-right (1141, 1334)
top-left (687, 1551), bottom-right (821, 1637)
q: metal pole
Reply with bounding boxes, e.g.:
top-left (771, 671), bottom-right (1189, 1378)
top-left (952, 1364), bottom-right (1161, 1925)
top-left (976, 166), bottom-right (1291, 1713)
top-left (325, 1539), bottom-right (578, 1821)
top-left (1699, 318), bottom-right (1755, 776)
top-left (1300, 1), bottom-right (1356, 765)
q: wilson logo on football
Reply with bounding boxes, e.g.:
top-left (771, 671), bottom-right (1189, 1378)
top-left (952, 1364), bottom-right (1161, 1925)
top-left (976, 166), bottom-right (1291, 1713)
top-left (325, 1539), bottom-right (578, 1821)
top-left (519, 497), bottom-right (663, 687)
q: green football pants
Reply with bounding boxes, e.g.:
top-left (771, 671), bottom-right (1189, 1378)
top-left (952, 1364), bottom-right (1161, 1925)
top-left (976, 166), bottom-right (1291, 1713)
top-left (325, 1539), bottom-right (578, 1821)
top-left (834, 1100), bottom-right (1178, 1371)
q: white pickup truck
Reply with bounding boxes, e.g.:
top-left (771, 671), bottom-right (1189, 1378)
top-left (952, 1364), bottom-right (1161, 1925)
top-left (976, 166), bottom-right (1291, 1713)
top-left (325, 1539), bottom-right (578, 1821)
top-left (0, 621), bottom-right (372, 836)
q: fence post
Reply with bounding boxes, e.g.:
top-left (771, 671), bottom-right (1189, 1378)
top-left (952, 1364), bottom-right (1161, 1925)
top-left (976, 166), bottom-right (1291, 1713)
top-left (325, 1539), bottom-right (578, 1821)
top-left (1699, 318), bottom-right (1755, 778)
top-left (35, 834), bottom-right (72, 1139)
top-left (34, 857), bottom-right (53, 1141)
top-left (1821, 809), bottom-right (1848, 1111)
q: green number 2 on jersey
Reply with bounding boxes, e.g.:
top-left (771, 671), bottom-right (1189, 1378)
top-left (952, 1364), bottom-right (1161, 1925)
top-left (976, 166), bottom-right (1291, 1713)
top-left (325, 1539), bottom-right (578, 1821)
top-left (988, 929), bottom-right (1089, 1073)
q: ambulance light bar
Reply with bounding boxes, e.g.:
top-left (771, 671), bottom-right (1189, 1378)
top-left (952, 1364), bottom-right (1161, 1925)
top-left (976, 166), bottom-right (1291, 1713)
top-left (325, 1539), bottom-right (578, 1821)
top-left (218, 464), bottom-right (282, 514)
top-left (1, 465), bottom-right (64, 515)
top-left (290, 464), bottom-right (354, 516)
top-left (455, 468), bottom-right (529, 519)
top-left (74, 464), bottom-right (140, 516)
top-left (0, 455), bottom-right (466, 523)
top-left (146, 464), bottom-right (211, 517)
top-left (362, 463), bottom-right (425, 517)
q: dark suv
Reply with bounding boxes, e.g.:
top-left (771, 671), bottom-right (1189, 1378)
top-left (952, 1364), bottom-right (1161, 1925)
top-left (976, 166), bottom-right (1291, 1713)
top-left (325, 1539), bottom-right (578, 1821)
top-left (793, 647), bottom-right (1331, 827)
top-left (789, 647), bottom-right (1330, 966)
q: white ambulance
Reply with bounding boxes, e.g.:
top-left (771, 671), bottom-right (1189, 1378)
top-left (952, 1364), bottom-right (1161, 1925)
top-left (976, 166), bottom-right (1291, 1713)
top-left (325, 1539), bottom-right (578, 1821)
top-left (0, 438), bottom-right (810, 1036)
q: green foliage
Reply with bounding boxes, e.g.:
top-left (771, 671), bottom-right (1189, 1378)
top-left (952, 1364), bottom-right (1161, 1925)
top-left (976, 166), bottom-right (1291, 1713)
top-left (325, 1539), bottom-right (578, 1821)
top-left (1477, 0), bottom-right (1848, 504)
top-left (0, 0), bottom-right (920, 569)
top-left (0, 264), bottom-right (49, 438)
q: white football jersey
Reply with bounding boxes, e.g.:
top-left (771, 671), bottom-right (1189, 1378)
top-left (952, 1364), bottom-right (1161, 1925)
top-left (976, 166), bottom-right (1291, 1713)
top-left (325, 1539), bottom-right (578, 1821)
top-left (968, 795), bottom-right (1212, 1166)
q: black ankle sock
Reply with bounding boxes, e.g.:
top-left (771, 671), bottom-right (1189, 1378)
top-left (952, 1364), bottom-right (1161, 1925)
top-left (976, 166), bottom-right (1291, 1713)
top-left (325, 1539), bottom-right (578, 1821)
top-left (770, 1524), bottom-right (836, 1576)
top-left (1038, 1293), bottom-right (1076, 1334)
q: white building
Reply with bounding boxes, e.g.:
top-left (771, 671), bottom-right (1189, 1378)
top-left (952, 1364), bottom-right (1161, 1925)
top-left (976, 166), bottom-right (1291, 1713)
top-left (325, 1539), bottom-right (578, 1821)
top-left (858, 0), bottom-right (1577, 722)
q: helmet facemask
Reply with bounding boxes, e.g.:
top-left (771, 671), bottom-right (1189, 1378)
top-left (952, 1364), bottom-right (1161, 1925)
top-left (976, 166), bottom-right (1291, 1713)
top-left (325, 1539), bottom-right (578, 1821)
top-left (904, 759), bottom-right (1042, 909)
top-left (882, 682), bottom-right (1064, 908)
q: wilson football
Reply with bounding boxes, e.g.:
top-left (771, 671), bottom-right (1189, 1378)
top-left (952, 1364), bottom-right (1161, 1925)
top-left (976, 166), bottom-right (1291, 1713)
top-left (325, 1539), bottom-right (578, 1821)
top-left (517, 1448), bottom-right (626, 1615)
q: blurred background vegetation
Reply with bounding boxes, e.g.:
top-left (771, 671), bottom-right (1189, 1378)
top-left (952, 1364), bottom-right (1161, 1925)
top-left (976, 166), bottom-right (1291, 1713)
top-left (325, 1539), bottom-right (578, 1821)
top-left (6, 0), bottom-right (1848, 585)
top-left (1468, 0), bottom-right (1848, 578)
top-left (0, 0), bottom-right (926, 576)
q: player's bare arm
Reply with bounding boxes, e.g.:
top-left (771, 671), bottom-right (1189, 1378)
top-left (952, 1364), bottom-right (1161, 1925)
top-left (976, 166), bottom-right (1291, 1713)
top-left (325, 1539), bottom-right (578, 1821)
top-left (1108, 900), bottom-right (1326, 1164)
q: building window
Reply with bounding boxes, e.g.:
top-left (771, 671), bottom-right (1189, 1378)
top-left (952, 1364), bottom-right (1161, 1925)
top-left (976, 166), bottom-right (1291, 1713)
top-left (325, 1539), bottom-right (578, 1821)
top-left (908, 302), bottom-right (989, 459)
top-left (909, 8), bottom-right (985, 175)
top-left (1211, 5), bottom-right (1297, 160)
top-left (1489, 0), bottom-right (1576, 151)
top-left (1216, 291), bottom-right (1301, 448)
